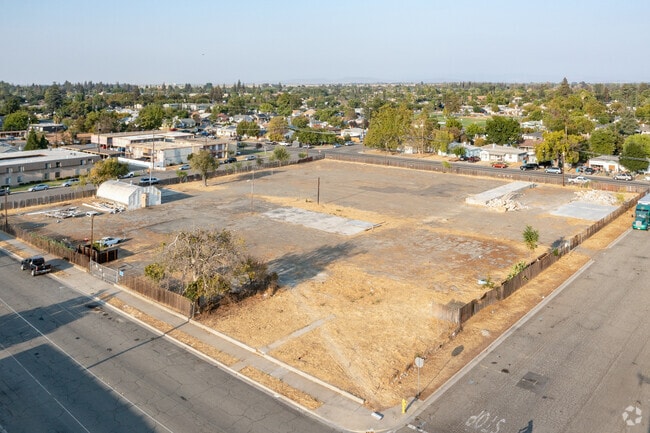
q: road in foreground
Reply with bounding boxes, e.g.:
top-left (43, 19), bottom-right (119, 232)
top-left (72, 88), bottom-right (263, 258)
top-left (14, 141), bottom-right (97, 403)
top-left (398, 228), bottom-right (650, 433)
top-left (0, 251), bottom-right (337, 433)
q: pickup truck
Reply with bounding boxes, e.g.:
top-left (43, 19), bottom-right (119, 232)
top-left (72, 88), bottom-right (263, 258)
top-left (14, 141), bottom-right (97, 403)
top-left (20, 256), bottom-right (52, 276)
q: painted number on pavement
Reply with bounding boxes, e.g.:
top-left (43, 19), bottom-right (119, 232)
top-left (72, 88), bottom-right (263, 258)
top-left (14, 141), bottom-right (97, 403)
top-left (465, 410), bottom-right (506, 433)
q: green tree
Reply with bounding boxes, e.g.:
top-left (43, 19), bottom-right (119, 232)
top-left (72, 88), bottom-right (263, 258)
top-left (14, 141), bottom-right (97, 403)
top-left (137, 104), bottom-right (164, 130)
top-left (465, 123), bottom-right (485, 142)
top-left (44, 84), bottom-right (63, 114)
top-left (2, 110), bottom-right (32, 131)
top-left (617, 111), bottom-right (638, 136)
top-left (442, 91), bottom-right (461, 115)
top-left (291, 115), bottom-right (309, 129)
top-left (536, 130), bottom-right (582, 165)
top-left (24, 130), bottom-right (48, 150)
top-left (190, 149), bottom-right (218, 186)
top-left (589, 129), bottom-right (618, 156)
top-left (620, 134), bottom-right (650, 172)
top-left (85, 158), bottom-right (129, 186)
top-left (364, 104), bottom-right (411, 152)
top-left (236, 120), bottom-right (260, 138)
top-left (485, 116), bottom-right (522, 145)
top-left (267, 116), bottom-right (288, 142)
top-left (523, 225), bottom-right (539, 251)
top-left (0, 95), bottom-right (21, 115)
top-left (144, 263), bottom-right (165, 283)
top-left (272, 145), bottom-right (291, 163)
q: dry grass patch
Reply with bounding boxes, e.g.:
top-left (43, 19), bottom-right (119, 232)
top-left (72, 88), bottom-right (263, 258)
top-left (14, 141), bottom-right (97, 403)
top-left (239, 366), bottom-right (322, 410)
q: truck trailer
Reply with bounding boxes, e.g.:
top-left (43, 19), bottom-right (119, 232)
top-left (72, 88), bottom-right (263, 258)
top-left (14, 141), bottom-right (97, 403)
top-left (633, 193), bottom-right (650, 230)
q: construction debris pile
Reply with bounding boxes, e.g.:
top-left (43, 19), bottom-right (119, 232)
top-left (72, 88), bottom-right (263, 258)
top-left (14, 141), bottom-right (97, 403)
top-left (83, 201), bottom-right (125, 214)
top-left (573, 190), bottom-right (618, 206)
top-left (485, 192), bottom-right (527, 212)
top-left (43, 207), bottom-right (84, 219)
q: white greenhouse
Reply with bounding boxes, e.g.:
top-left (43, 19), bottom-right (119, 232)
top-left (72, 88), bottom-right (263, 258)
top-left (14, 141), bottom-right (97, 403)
top-left (96, 180), bottom-right (162, 210)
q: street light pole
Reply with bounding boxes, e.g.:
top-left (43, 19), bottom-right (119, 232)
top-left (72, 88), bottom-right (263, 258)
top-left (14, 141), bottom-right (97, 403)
top-left (3, 187), bottom-right (8, 231)
top-left (89, 213), bottom-right (95, 268)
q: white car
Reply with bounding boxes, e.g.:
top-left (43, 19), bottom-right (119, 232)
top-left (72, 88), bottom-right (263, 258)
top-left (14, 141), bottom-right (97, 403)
top-left (61, 178), bottom-right (80, 187)
top-left (613, 173), bottom-right (634, 181)
top-left (568, 176), bottom-right (590, 184)
top-left (28, 184), bottom-right (49, 191)
top-left (97, 236), bottom-right (121, 247)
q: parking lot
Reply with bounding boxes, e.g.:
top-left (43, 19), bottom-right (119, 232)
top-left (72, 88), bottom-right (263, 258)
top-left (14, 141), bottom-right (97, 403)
top-left (9, 158), bottom-right (631, 407)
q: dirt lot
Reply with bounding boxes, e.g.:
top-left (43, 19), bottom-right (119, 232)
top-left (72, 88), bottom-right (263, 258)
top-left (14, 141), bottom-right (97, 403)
top-left (10, 159), bottom-right (634, 409)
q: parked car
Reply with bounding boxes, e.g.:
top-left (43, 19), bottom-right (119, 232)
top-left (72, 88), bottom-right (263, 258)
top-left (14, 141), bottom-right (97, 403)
top-left (20, 256), bottom-right (51, 276)
top-left (545, 167), bottom-right (563, 174)
top-left (21, 256), bottom-right (45, 271)
top-left (28, 184), bottom-right (49, 191)
top-left (245, 155), bottom-right (256, 160)
top-left (582, 167), bottom-right (595, 174)
top-left (119, 171), bottom-right (135, 178)
top-left (223, 157), bottom-right (237, 164)
top-left (520, 163), bottom-right (539, 171)
top-left (138, 177), bottom-right (159, 185)
top-left (613, 172), bottom-right (634, 181)
top-left (179, 164), bottom-right (191, 170)
top-left (97, 236), bottom-right (121, 247)
top-left (0, 185), bottom-right (9, 196)
top-left (491, 162), bottom-right (508, 169)
top-left (61, 178), bottom-right (79, 187)
top-left (568, 176), bottom-right (590, 184)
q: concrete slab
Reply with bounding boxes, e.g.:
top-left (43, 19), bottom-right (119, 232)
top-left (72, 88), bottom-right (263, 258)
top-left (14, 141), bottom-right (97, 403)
top-left (466, 181), bottom-right (535, 205)
top-left (550, 201), bottom-right (618, 221)
top-left (263, 207), bottom-right (376, 235)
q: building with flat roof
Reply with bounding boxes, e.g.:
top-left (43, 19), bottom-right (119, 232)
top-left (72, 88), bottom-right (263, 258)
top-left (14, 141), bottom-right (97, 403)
top-left (0, 149), bottom-right (100, 186)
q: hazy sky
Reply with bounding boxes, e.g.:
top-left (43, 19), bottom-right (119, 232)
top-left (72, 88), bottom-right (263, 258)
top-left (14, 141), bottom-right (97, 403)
top-left (2, 0), bottom-right (649, 85)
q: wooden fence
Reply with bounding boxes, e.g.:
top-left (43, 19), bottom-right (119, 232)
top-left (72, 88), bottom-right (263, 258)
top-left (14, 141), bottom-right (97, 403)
top-left (435, 192), bottom-right (642, 325)
top-left (120, 275), bottom-right (193, 317)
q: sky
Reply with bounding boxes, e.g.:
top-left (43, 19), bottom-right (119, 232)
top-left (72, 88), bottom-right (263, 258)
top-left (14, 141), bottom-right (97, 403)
top-left (2, 0), bottom-right (649, 86)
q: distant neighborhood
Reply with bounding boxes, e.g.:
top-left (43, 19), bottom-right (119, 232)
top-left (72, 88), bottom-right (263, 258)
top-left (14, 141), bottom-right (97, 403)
top-left (1, 78), bottom-right (650, 187)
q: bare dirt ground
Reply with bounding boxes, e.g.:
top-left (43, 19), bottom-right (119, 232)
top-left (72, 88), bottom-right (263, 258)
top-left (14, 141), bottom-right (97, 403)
top-left (9, 159), bottom-right (635, 409)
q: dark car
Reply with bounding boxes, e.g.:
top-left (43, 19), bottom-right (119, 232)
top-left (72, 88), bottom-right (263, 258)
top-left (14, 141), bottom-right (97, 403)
top-left (520, 163), bottom-right (539, 171)
top-left (223, 157), bottom-right (237, 164)
top-left (0, 185), bottom-right (9, 196)
top-left (583, 167), bottom-right (595, 174)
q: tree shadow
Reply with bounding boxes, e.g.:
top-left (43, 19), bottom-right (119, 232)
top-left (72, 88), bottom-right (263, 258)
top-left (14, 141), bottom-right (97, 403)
top-left (268, 241), bottom-right (363, 287)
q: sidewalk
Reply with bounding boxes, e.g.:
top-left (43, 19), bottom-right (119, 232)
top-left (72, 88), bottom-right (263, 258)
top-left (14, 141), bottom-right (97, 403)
top-left (0, 233), bottom-right (420, 432)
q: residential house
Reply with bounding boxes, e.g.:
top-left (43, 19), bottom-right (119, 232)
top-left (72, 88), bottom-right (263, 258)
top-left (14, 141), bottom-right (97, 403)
top-left (479, 144), bottom-right (528, 164)
top-left (587, 155), bottom-right (623, 173)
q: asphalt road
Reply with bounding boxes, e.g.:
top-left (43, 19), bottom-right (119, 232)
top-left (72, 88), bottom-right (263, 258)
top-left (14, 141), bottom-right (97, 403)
top-left (0, 251), bottom-right (338, 433)
top-left (398, 228), bottom-right (650, 433)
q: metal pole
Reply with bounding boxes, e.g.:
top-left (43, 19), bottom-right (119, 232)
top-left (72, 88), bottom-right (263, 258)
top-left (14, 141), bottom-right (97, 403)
top-left (250, 166), bottom-right (254, 213)
top-left (3, 187), bottom-right (8, 231)
top-left (317, 177), bottom-right (320, 205)
top-left (89, 214), bottom-right (95, 269)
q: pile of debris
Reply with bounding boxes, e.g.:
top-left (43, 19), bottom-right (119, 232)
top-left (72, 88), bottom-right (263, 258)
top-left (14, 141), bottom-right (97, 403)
top-left (83, 201), bottom-right (125, 214)
top-left (485, 192), bottom-right (527, 212)
top-left (573, 190), bottom-right (618, 206)
top-left (43, 207), bottom-right (84, 219)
